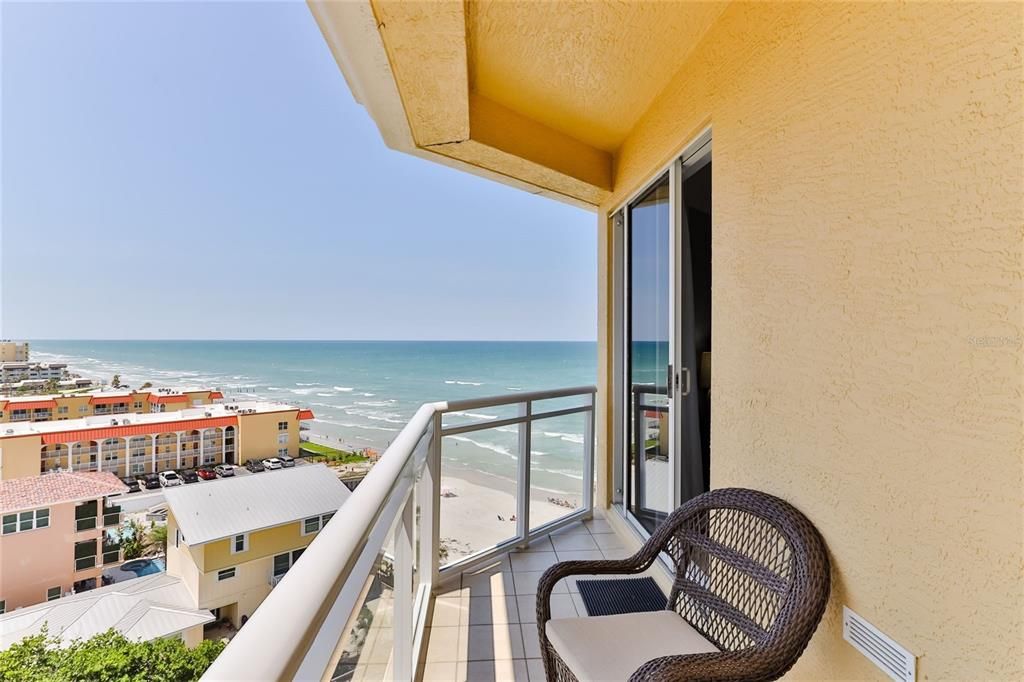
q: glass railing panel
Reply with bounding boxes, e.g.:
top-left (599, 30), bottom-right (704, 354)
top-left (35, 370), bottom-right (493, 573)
top-left (440, 402), bottom-right (520, 431)
top-left (531, 393), bottom-right (591, 415)
top-left (438, 426), bottom-right (519, 567)
top-left (329, 524), bottom-right (397, 681)
top-left (529, 411), bottom-right (588, 532)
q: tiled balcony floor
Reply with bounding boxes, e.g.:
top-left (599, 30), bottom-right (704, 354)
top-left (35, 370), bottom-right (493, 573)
top-left (418, 513), bottom-right (656, 682)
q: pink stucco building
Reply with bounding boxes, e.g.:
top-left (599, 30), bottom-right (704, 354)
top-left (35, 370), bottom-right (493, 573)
top-left (0, 471), bottom-right (127, 612)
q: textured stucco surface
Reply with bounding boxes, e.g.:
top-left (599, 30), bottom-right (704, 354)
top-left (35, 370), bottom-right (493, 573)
top-left (467, 0), bottom-right (727, 152)
top-left (599, 3), bottom-right (1023, 679)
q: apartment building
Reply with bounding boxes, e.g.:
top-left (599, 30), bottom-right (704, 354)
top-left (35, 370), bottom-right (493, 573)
top-left (0, 388), bottom-right (224, 424)
top-left (164, 464), bottom-right (350, 628)
top-left (0, 471), bottom-right (127, 611)
top-left (0, 362), bottom-right (67, 385)
top-left (0, 401), bottom-right (314, 480)
top-left (0, 342), bottom-right (29, 363)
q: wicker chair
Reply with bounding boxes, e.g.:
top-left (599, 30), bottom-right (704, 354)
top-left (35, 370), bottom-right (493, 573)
top-left (536, 488), bottom-right (830, 682)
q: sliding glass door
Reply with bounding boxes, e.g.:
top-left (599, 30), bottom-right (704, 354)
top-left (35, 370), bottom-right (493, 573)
top-left (622, 135), bottom-right (712, 536)
top-left (626, 175), bottom-right (673, 533)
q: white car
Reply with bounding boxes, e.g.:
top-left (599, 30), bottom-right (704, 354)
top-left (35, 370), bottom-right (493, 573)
top-left (261, 458), bottom-right (283, 470)
top-left (158, 470), bottom-right (182, 487)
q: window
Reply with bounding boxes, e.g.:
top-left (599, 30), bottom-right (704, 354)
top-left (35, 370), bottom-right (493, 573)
top-left (217, 567), bottom-right (236, 581)
top-left (277, 447), bottom-right (289, 458)
top-left (0, 600), bottom-right (5, 615)
top-left (58, 406), bottom-right (68, 414)
top-left (301, 513), bottom-right (335, 536)
top-left (174, 529), bottom-right (180, 548)
top-left (78, 406), bottom-right (88, 413)
top-left (133, 401), bottom-right (143, 409)
top-left (277, 433), bottom-right (289, 445)
top-left (272, 548), bottom-right (307, 578)
top-left (46, 587), bottom-right (61, 602)
top-left (3, 508), bottom-right (49, 534)
top-left (231, 533), bottom-right (248, 554)
top-left (277, 421), bottom-right (288, 431)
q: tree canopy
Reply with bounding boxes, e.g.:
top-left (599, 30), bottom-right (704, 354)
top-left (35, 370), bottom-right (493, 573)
top-left (0, 629), bottom-right (224, 681)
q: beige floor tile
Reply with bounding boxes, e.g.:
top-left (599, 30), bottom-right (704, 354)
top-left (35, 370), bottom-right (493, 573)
top-left (468, 595), bottom-right (520, 625)
top-left (600, 547), bottom-right (631, 560)
top-left (518, 593), bottom-right (575, 624)
top-left (511, 570), bottom-right (567, 596)
top-left (518, 623), bottom-right (542, 659)
top-left (583, 518), bottom-right (613, 534)
top-left (465, 659), bottom-right (530, 681)
top-left (520, 536), bottom-right (554, 552)
top-left (591, 533), bottom-right (626, 551)
top-left (462, 568), bottom-right (514, 598)
top-left (526, 658), bottom-right (546, 682)
top-left (509, 551), bottom-right (558, 572)
top-left (432, 596), bottom-right (468, 628)
top-left (421, 661), bottom-right (459, 682)
top-left (465, 623), bottom-right (525, 661)
top-left (550, 533), bottom-right (599, 551)
top-left (425, 626), bottom-right (464, 663)
top-left (553, 549), bottom-right (603, 562)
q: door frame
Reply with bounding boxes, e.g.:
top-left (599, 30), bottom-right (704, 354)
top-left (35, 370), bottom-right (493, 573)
top-left (613, 127), bottom-right (712, 538)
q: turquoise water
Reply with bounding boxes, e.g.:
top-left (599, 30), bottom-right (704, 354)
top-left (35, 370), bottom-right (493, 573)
top-left (32, 340), bottom-right (597, 492)
top-left (121, 557), bottom-right (166, 576)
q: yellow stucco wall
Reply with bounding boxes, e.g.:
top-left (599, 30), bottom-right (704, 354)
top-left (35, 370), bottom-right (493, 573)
top-left (597, 3), bottom-right (1022, 680)
top-left (0, 436), bottom-right (44, 480)
top-left (203, 519), bottom-right (314, 572)
top-left (235, 410), bottom-right (298, 465)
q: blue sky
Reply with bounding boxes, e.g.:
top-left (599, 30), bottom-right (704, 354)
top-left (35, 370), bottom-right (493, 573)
top-left (1, 1), bottom-right (596, 341)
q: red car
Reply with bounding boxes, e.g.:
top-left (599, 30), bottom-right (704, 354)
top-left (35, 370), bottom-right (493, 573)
top-left (196, 466), bottom-right (218, 481)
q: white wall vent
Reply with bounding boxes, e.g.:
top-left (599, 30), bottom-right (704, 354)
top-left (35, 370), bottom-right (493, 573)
top-left (843, 606), bottom-right (916, 682)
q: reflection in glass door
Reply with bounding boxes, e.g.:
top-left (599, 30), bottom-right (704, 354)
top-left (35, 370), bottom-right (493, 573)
top-left (626, 174), bottom-right (673, 534)
top-left (621, 135), bottom-right (712, 537)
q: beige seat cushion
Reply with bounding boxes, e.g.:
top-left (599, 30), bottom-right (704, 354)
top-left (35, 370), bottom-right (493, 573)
top-left (545, 610), bottom-right (719, 681)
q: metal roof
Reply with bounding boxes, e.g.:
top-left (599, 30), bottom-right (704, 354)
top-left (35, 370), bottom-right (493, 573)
top-left (163, 464), bottom-right (350, 545)
top-left (0, 573), bottom-right (213, 649)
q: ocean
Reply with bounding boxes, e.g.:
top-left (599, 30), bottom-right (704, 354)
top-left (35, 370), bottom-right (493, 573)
top-left (31, 340), bottom-right (597, 495)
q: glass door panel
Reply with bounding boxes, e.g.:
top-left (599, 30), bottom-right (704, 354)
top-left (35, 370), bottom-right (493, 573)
top-left (626, 174), bottom-right (673, 534)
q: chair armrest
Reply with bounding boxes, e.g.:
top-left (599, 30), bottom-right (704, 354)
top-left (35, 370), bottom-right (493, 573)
top-left (628, 649), bottom-right (774, 682)
top-left (536, 555), bottom-right (655, 628)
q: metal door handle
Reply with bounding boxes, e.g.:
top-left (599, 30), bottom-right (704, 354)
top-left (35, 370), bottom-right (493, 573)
top-left (680, 367), bottom-right (691, 397)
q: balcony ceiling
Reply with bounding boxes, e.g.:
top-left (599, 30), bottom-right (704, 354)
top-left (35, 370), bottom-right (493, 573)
top-left (467, 1), bottom-right (728, 154)
top-left (309, 0), bottom-right (727, 208)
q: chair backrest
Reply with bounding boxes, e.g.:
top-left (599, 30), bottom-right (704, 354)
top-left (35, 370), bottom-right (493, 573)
top-left (658, 488), bottom-right (830, 657)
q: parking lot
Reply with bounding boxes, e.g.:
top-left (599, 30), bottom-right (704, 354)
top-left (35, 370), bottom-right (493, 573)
top-left (113, 458), bottom-right (312, 512)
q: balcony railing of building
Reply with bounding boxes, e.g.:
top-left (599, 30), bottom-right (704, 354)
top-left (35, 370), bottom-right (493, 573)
top-left (204, 386), bottom-right (596, 682)
top-left (102, 543), bottom-right (121, 565)
top-left (103, 505), bottom-right (122, 528)
top-left (75, 555), bottom-right (97, 571)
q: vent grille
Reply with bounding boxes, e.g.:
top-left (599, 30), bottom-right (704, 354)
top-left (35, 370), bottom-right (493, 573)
top-left (843, 607), bottom-right (916, 682)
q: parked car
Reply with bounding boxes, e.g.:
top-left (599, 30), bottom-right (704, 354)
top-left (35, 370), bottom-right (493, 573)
top-left (278, 455), bottom-right (296, 468)
top-left (261, 457), bottom-right (283, 470)
top-left (245, 459), bottom-right (265, 473)
top-left (158, 470), bottom-right (182, 487)
top-left (180, 468), bottom-right (200, 484)
top-left (214, 464), bottom-right (235, 478)
top-left (137, 473), bottom-right (160, 490)
top-left (120, 476), bottom-right (141, 494)
top-left (196, 466), bottom-right (218, 481)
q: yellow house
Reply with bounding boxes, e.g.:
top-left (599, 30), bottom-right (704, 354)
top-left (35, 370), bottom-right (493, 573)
top-left (206, 3), bottom-right (1022, 682)
top-left (0, 388), bottom-right (225, 424)
top-left (163, 464), bottom-right (350, 629)
top-left (0, 342), bottom-right (29, 363)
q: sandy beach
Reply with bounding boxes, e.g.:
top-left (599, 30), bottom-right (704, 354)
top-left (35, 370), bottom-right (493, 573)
top-left (439, 465), bottom-right (582, 562)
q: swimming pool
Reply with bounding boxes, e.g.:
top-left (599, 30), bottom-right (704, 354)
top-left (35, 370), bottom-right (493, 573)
top-left (120, 558), bottom-right (166, 576)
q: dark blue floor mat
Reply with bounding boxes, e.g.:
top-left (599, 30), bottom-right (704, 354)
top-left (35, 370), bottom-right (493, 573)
top-left (576, 576), bottom-right (667, 617)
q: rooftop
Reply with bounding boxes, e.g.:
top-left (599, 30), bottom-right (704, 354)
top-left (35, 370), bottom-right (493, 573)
top-left (164, 463), bottom-right (350, 544)
top-left (0, 573), bottom-right (214, 649)
top-left (0, 400), bottom-right (312, 440)
top-left (0, 471), bottom-right (127, 513)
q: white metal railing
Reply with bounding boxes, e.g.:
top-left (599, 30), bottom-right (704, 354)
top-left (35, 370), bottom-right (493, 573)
top-left (204, 386), bottom-right (596, 682)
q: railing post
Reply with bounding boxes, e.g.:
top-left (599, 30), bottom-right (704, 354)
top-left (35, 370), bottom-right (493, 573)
top-left (393, 495), bottom-right (414, 681)
top-left (428, 413), bottom-right (442, 587)
top-left (583, 392), bottom-right (595, 515)
top-left (515, 400), bottom-right (531, 547)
